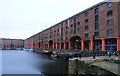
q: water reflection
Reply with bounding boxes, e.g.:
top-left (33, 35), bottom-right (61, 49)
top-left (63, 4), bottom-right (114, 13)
top-left (1, 50), bottom-right (68, 75)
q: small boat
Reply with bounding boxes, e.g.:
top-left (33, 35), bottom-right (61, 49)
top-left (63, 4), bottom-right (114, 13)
top-left (41, 50), bottom-right (53, 56)
top-left (51, 54), bottom-right (58, 59)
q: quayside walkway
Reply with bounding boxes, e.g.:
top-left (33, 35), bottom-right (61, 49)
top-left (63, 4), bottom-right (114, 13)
top-left (34, 49), bottom-right (120, 60)
top-left (69, 56), bottom-right (120, 75)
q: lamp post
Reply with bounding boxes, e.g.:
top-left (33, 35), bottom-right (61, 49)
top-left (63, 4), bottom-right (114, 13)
top-left (67, 18), bottom-right (71, 50)
top-left (93, 34), bottom-right (95, 50)
top-left (93, 34), bottom-right (96, 59)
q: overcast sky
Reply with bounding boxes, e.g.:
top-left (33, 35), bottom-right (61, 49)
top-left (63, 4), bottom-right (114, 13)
top-left (0, 0), bottom-right (104, 39)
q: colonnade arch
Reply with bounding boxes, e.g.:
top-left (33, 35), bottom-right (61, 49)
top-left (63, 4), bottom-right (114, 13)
top-left (70, 36), bottom-right (81, 49)
top-left (49, 40), bottom-right (53, 49)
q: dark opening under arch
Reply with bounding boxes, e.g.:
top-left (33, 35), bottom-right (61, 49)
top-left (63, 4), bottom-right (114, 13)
top-left (70, 36), bottom-right (81, 49)
top-left (49, 40), bottom-right (53, 49)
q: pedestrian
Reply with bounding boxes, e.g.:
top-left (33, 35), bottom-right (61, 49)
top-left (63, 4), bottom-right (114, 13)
top-left (108, 51), bottom-right (111, 57)
top-left (78, 53), bottom-right (81, 58)
top-left (93, 54), bottom-right (95, 59)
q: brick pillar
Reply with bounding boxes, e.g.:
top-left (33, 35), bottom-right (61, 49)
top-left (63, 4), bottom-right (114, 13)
top-left (45, 44), bottom-right (46, 48)
top-left (60, 43), bottom-right (61, 49)
top-left (35, 43), bottom-right (36, 48)
top-left (37, 43), bottom-right (39, 48)
top-left (35, 43), bottom-right (37, 48)
top-left (43, 44), bottom-right (44, 48)
top-left (31, 44), bottom-right (35, 48)
top-left (47, 44), bottom-right (49, 48)
top-left (117, 37), bottom-right (120, 51)
top-left (46, 44), bottom-right (47, 48)
top-left (44, 44), bottom-right (46, 48)
top-left (56, 43), bottom-right (58, 49)
top-left (29, 44), bottom-right (32, 48)
top-left (27, 44), bottom-right (29, 48)
top-left (31, 44), bottom-right (32, 48)
top-left (41, 44), bottom-right (43, 48)
top-left (68, 41), bottom-right (71, 49)
top-left (32, 43), bottom-right (33, 48)
top-left (90, 39), bottom-right (93, 51)
top-left (81, 40), bottom-right (84, 51)
top-left (52, 43), bottom-right (54, 49)
top-left (36, 43), bottom-right (38, 48)
top-left (34, 43), bottom-right (36, 48)
top-left (47, 44), bottom-right (48, 48)
top-left (64, 42), bottom-right (66, 49)
top-left (30, 44), bottom-right (31, 48)
top-left (58, 43), bottom-right (60, 49)
top-left (102, 39), bottom-right (105, 51)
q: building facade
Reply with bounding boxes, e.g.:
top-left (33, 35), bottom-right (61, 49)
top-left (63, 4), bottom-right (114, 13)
top-left (24, 2), bottom-right (120, 51)
top-left (0, 38), bottom-right (24, 50)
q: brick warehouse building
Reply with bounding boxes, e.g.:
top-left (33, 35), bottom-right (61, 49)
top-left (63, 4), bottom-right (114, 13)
top-left (24, 2), bottom-right (120, 51)
top-left (0, 38), bottom-right (24, 50)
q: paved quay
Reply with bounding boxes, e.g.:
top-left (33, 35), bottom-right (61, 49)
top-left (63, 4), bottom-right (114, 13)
top-left (70, 56), bottom-right (120, 64)
top-left (91, 61), bottom-right (120, 75)
top-left (69, 56), bottom-right (120, 75)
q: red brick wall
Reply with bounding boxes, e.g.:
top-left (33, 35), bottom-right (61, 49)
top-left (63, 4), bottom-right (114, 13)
top-left (24, 2), bottom-right (120, 49)
top-left (1, 38), bottom-right (24, 50)
top-left (118, 1), bottom-right (120, 37)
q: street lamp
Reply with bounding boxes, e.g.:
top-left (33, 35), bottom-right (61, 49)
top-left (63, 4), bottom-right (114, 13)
top-left (93, 34), bottom-right (95, 50)
top-left (93, 34), bottom-right (96, 59)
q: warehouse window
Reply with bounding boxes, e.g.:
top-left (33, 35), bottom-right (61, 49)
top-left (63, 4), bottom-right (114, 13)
top-left (74, 17), bottom-right (76, 23)
top-left (57, 29), bottom-right (59, 32)
top-left (95, 8), bottom-right (99, 15)
top-left (77, 22), bottom-right (80, 26)
top-left (107, 29), bottom-right (113, 35)
top-left (95, 22), bottom-right (99, 30)
top-left (84, 12), bottom-right (88, 17)
top-left (74, 23), bottom-right (76, 27)
top-left (77, 28), bottom-right (80, 32)
top-left (66, 26), bottom-right (68, 29)
top-left (107, 2), bottom-right (112, 7)
top-left (66, 31), bottom-right (68, 35)
top-left (74, 28), bottom-right (76, 34)
top-left (95, 15), bottom-right (99, 22)
top-left (107, 19), bottom-right (112, 26)
top-left (107, 11), bottom-right (113, 16)
top-left (71, 19), bottom-right (73, 22)
top-left (65, 21), bottom-right (67, 24)
top-left (61, 38), bottom-right (63, 40)
top-left (85, 33), bottom-right (89, 38)
top-left (85, 19), bottom-right (89, 23)
top-left (65, 37), bottom-right (68, 40)
top-left (94, 32), bottom-right (99, 36)
top-left (71, 30), bottom-right (73, 34)
top-left (77, 16), bottom-right (80, 20)
top-left (85, 26), bottom-right (89, 30)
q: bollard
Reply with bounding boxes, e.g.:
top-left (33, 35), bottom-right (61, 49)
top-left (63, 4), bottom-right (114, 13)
top-left (109, 53), bottom-right (111, 57)
top-left (93, 54), bottom-right (96, 59)
top-left (79, 54), bottom-right (81, 58)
